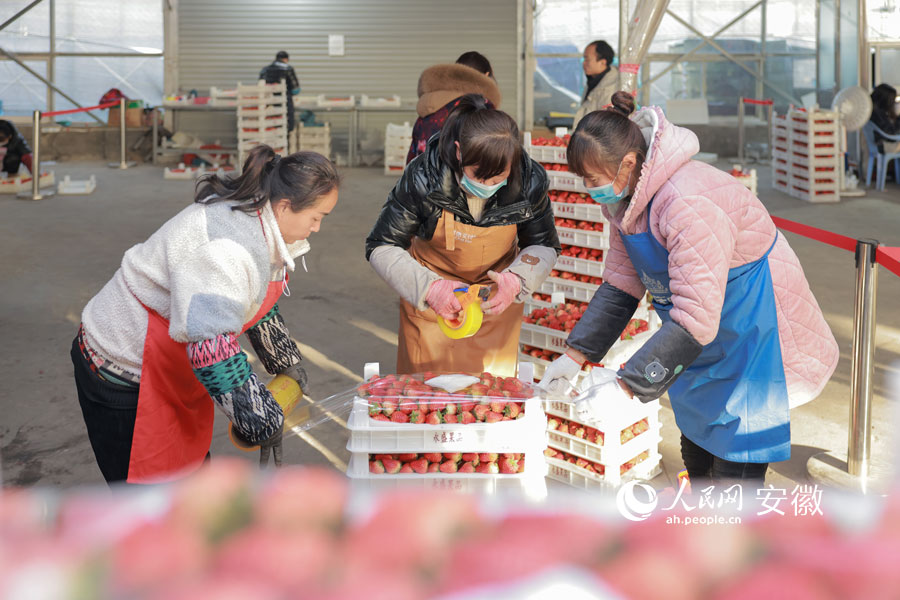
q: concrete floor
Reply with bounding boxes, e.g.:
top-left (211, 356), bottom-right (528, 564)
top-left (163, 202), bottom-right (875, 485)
top-left (1, 161), bottom-right (899, 491)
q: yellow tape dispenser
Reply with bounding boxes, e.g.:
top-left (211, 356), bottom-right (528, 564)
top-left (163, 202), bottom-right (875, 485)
top-left (229, 374), bottom-right (302, 451)
top-left (437, 284), bottom-right (490, 339)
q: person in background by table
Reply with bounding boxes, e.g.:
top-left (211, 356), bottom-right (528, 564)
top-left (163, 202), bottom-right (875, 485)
top-left (572, 40), bottom-right (619, 129)
top-left (870, 83), bottom-right (900, 155)
top-left (0, 120), bottom-right (33, 176)
top-left (260, 50), bottom-right (301, 133)
top-left (406, 51), bottom-right (502, 164)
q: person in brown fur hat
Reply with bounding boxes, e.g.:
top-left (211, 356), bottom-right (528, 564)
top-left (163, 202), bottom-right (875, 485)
top-left (406, 51), bottom-right (502, 164)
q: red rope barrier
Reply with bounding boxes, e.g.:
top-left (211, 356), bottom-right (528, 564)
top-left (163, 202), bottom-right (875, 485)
top-left (770, 216), bottom-right (857, 253)
top-left (876, 247), bottom-right (900, 279)
top-left (43, 101), bottom-right (119, 118)
top-left (741, 98), bottom-right (774, 106)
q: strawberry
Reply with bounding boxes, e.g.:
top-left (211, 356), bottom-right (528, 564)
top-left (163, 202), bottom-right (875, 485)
top-left (390, 411), bottom-right (409, 424)
top-left (443, 452), bottom-right (462, 462)
top-left (458, 461), bottom-right (476, 473)
top-left (460, 411), bottom-right (476, 425)
top-left (461, 453), bottom-right (479, 462)
top-left (380, 399), bottom-right (396, 416)
top-left (373, 454), bottom-right (393, 460)
top-left (368, 402), bottom-right (382, 416)
top-left (444, 402), bottom-right (458, 415)
top-left (398, 399), bottom-right (416, 414)
top-left (425, 411), bottom-right (443, 425)
top-left (469, 383), bottom-right (489, 397)
top-left (369, 460), bottom-right (385, 474)
top-left (444, 413), bottom-right (459, 424)
top-left (517, 457), bottom-right (526, 473)
top-left (424, 453), bottom-right (442, 463)
top-left (397, 453), bottom-right (418, 462)
top-left (485, 411), bottom-right (503, 423)
top-left (459, 400), bottom-right (476, 412)
top-left (372, 414), bottom-right (391, 422)
top-left (504, 403), bottom-right (521, 419)
top-left (575, 458), bottom-right (590, 469)
top-left (489, 399), bottom-right (506, 413)
top-left (557, 422), bottom-right (569, 435)
top-left (547, 418), bottom-right (560, 431)
top-left (399, 464), bottom-right (413, 474)
top-left (475, 461), bottom-right (499, 474)
top-left (409, 410), bottom-right (426, 425)
top-left (409, 458), bottom-right (428, 474)
top-left (473, 405), bottom-right (489, 421)
top-left (427, 463), bottom-right (441, 473)
top-left (499, 457), bottom-right (519, 474)
top-left (440, 460), bottom-right (459, 473)
top-left (382, 458), bottom-right (402, 474)
top-left (479, 453), bottom-right (498, 463)
top-left (573, 426), bottom-right (586, 439)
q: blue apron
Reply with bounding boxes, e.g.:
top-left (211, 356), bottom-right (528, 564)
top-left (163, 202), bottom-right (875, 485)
top-left (619, 203), bottom-right (790, 463)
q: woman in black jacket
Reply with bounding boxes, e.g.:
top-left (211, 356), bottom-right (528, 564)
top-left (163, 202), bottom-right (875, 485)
top-left (366, 95), bottom-right (560, 376)
top-left (870, 83), bottom-right (900, 154)
top-left (0, 120), bottom-right (33, 176)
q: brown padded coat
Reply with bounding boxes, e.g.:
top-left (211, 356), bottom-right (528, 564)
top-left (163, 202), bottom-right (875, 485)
top-left (416, 63), bottom-right (502, 118)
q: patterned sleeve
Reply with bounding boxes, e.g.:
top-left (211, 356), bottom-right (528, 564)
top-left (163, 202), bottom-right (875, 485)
top-left (187, 334), bottom-right (283, 443)
top-left (244, 304), bottom-right (303, 375)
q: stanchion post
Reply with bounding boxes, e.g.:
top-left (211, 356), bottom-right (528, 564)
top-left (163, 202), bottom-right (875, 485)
top-left (17, 109), bottom-right (53, 200)
top-left (737, 97), bottom-right (744, 167)
top-left (848, 238), bottom-right (879, 476)
top-left (108, 97), bottom-right (136, 169)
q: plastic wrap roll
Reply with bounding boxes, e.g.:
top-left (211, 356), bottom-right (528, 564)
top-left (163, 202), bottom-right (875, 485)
top-left (229, 374), bottom-right (303, 451)
top-left (618, 0), bottom-right (671, 95)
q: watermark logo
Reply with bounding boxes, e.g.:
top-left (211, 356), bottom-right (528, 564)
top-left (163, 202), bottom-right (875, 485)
top-left (616, 481), bottom-right (659, 522)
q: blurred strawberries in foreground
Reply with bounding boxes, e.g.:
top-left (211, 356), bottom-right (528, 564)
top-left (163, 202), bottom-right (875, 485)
top-left (2, 459), bottom-right (900, 599)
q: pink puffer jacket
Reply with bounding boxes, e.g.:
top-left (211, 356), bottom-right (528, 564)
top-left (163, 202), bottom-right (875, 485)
top-left (602, 106), bottom-right (839, 407)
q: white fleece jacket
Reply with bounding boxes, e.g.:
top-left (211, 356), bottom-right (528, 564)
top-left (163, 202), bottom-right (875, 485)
top-left (81, 200), bottom-right (309, 375)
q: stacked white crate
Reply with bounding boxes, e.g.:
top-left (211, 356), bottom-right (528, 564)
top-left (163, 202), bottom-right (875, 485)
top-left (294, 123), bottom-right (332, 158)
top-left (346, 365), bottom-right (548, 494)
top-left (771, 112), bottom-right (791, 195)
top-left (774, 107), bottom-right (841, 203)
top-left (384, 122), bottom-right (412, 176)
top-left (520, 132), bottom-right (660, 379)
top-left (236, 80), bottom-right (288, 165)
top-left (521, 132), bottom-right (663, 488)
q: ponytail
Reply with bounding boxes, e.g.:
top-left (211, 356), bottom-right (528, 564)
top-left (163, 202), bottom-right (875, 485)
top-left (195, 145), bottom-right (340, 214)
top-left (438, 93), bottom-right (522, 183)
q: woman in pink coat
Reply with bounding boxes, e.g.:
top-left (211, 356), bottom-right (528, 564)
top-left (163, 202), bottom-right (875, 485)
top-left (540, 92), bottom-right (839, 484)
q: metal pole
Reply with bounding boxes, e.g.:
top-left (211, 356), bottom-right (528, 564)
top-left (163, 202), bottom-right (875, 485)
top-left (738, 97), bottom-right (745, 165)
top-left (17, 110), bottom-right (53, 200)
top-left (848, 238), bottom-right (878, 476)
top-left (109, 97), bottom-right (136, 169)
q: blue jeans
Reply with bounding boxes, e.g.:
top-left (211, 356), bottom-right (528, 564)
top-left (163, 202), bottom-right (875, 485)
top-left (680, 434), bottom-right (769, 484)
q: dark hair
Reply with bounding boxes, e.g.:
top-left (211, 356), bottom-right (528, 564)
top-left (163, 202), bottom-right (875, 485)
top-left (276, 50), bottom-right (289, 61)
top-left (195, 145), bottom-right (339, 214)
top-left (567, 91), bottom-right (647, 180)
top-left (456, 51), bottom-right (493, 78)
top-left (872, 83), bottom-right (897, 113)
top-left (0, 120), bottom-right (15, 141)
top-left (588, 40), bottom-right (615, 65)
top-left (438, 94), bottom-right (522, 183)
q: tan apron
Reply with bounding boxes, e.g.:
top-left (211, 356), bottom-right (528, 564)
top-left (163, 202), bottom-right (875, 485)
top-left (397, 209), bottom-right (522, 376)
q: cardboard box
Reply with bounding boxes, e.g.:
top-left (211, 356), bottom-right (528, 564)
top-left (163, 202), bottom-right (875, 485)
top-left (107, 100), bottom-right (145, 127)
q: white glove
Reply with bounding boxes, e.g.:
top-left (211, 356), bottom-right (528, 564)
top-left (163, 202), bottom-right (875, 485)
top-left (538, 353), bottom-right (583, 395)
top-left (573, 368), bottom-right (631, 426)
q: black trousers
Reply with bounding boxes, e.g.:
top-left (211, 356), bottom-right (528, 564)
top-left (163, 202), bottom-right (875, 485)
top-left (680, 434), bottom-right (769, 485)
top-left (71, 336), bottom-right (139, 484)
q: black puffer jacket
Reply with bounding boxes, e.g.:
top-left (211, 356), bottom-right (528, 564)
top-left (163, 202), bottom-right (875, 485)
top-left (366, 137), bottom-right (560, 259)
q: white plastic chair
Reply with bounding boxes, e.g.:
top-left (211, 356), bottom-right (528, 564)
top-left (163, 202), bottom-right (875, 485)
top-left (862, 121), bottom-right (900, 191)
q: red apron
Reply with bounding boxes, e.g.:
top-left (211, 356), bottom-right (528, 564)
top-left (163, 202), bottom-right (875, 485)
top-left (126, 275), bottom-right (286, 483)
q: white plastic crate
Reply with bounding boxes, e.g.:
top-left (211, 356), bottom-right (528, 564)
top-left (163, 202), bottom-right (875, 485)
top-left (539, 276), bottom-right (600, 303)
top-left (384, 162), bottom-right (406, 176)
top-left (346, 397), bottom-right (547, 453)
top-left (346, 450), bottom-right (545, 479)
top-left (520, 321), bottom-right (657, 367)
top-left (210, 86), bottom-right (238, 107)
top-left (163, 164), bottom-right (202, 180)
top-left (547, 171), bottom-right (588, 193)
top-left (238, 105), bottom-right (286, 119)
top-left (317, 94), bottom-right (355, 107)
top-left (551, 201), bottom-right (607, 223)
top-left (544, 396), bottom-right (660, 448)
top-left (547, 422), bottom-right (662, 471)
top-left (523, 133), bottom-right (568, 163)
top-left (545, 449), bottom-right (661, 489)
top-left (555, 226), bottom-right (609, 250)
top-left (57, 175), bottom-right (97, 195)
top-left (0, 171), bottom-right (55, 193)
top-left (790, 153), bottom-right (839, 169)
top-left (523, 295), bottom-right (654, 323)
top-left (554, 255), bottom-right (604, 277)
top-left (361, 94), bottom-right (402, 107)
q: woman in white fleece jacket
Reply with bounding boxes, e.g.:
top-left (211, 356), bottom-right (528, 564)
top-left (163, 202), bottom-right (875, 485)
top-left (71, 146), bottom-right (339, 484)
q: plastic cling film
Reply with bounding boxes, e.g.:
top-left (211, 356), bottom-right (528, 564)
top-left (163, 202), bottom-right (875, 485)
top-left (437, 285), bottom-right (489, 339)
top-left (229, 374), bottom-right (303, 451)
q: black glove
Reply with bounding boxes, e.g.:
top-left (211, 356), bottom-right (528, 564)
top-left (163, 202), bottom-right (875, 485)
top-left (566, 283), bottom-right (640, 363)
top-left (281, 363), bottom-right (308, 391)
top-left (232, 424), bottom-right (284, 468)
top-left (617, 320), bottom-right (704, 402)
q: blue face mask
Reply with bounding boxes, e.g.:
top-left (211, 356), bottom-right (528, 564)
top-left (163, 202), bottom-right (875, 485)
top-left (585, 163), bottom-right (630, 204)
top-left (460, 174), bottom-right (507, 199)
